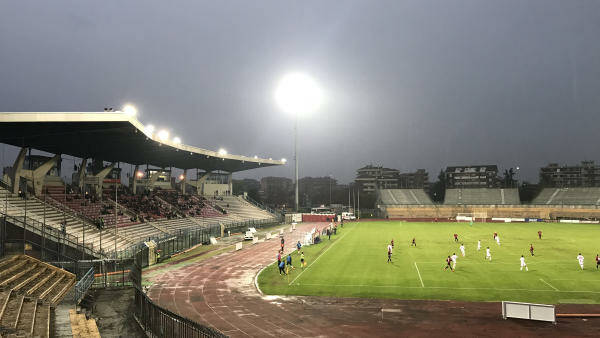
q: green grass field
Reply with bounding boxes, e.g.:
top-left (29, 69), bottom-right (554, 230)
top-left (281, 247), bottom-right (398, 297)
top-left (258, 221), bottom-right (600, 304)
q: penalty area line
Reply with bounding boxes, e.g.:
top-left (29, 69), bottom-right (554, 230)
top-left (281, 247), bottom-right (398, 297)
top-left (414, 262), bottom-right (424, 287)
top-left (289, 226), bottom-right (355, 286)
top-left (539, 278), bottom-right (559, 291)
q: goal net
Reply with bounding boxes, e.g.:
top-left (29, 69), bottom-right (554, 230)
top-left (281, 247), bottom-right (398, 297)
top-left (456, 212), bottom-right (487, 223)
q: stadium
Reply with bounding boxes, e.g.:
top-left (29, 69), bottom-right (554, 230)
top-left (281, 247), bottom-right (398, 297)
top-left (0, 111), bottom-right (599, 338)
top-left (3, 2), bottom-right (600, 337)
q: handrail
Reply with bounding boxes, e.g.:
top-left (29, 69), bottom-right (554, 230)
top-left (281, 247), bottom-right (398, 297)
top-left (74, 267), bottom-right (95, 304)
top-left (1, 210), bottom-right (104, 258)
top-left (242, 194), bottom-right (284, 220)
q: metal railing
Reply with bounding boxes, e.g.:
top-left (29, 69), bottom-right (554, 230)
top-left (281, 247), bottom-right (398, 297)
top-left (133, 287), bottom-right (226, 338)
top-left (242, 195), bottom-right (283, 219)
top-left (74, 267), bottom-right (94, 304)
top-left (1, 210), bottom-right (102, 260)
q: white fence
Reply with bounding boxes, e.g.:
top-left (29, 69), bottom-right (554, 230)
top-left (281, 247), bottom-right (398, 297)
top-left (502, 301), bottom-right (555, 323)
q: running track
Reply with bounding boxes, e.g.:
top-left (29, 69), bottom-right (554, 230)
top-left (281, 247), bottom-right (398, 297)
top-left (147, 223), bottom-right (600, 337)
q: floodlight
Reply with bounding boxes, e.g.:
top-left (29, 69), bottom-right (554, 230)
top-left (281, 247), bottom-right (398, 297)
top-left (282, 158), bottom-right (287, 163)
top-left (179, 174), bottom-right (185, 180)
top-left (218, 148), bottom-right (227, 156)
top-left (254, 155), bottom-right (258, 159)
top-left (173, 137), bottom-right (182, 145)
top-left (157, 130), bottom-right (169, 142)
top-left (122, 104), bottom-right (137, 117)
top-left (145, 124), bottom-right (155, 135)
top-left (136, 171), bottom-right (144, 178)
top-left (275, 72), bottom-right (323, 115)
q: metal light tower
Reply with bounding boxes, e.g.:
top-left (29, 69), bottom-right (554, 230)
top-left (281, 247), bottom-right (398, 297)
top-left (275, 72), bottom-right (323, 212)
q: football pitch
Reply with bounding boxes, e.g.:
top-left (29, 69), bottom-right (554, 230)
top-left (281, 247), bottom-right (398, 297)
top-left (258, 221), bottom-right (600, 304)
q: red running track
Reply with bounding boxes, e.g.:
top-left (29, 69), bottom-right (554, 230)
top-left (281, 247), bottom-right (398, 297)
top-left (147, 222), bottom-right (600, 337)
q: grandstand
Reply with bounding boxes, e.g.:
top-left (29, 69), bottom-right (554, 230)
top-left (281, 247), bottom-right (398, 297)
top-left (532, 187), bottom-right (600, 205)
top-left (0, 255), bottom-right (75, 337)
top-left (377, 189), bottom-right (433, 205)
top-left (0, 112), bottom-right (283, 258)
top-left (444, 188), bottom-right (520, 205)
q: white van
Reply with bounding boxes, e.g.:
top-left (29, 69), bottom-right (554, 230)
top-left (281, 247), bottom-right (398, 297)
top-left (244, 227), bottom-right (257, 240)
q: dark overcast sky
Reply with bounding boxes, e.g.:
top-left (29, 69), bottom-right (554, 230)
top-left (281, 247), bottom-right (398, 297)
top-left (1, 0), bottom-right (600, 184)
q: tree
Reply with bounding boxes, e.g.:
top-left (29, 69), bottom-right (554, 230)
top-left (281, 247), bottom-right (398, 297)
top-left (429, 169), bottom-right (446, 202)
top-left (503, 168), bottom-right (516, 188)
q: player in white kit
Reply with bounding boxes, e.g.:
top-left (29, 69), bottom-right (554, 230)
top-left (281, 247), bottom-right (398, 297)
top-left (459, 244), bottom-right (465, 257)
top-left (477, 240), bottom-right (481, 251)
top-left (520, 255), bottom-right (528, 271)
top-left (577, 253), bottom-right (584, 270)
top-left (485, 247), bottom-right (492, 261)
top-left (495, 235), bottom-right (500, 246)
top-left (451, 253), bottom-right (458, 270)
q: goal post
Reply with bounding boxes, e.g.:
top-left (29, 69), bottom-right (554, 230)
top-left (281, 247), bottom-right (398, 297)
top-left (456, 212), bottom-right (487, 223)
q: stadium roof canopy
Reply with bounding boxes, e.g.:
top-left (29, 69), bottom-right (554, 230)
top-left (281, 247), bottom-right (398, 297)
top-left (0, 112), bottom-right (285, 172)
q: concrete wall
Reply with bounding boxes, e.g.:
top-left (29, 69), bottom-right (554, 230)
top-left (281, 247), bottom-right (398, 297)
top-left (202, 183), bottom-right (230, 196)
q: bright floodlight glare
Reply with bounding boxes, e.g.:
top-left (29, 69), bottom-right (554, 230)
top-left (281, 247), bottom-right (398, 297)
top-left (179, 174), bottom-right (185, 180)
top-left (254, 155), bottom-right (258, 159)
top-left (218, 148), bottom-right (227, 156)
top-left (281, 158), bottom-right (287, 163)
top-left (136, 171), bottom-right (144, 178)
top-left (275, 72), bottom-right (323, 115)
top-left (157, 130), bottom-right (169, 141)
top-left (122, 104), bottom-right (137, 117)
top-left (173, 137), bottom-right (182, 144)
top-left (145, 124), bottom-right (155, 135)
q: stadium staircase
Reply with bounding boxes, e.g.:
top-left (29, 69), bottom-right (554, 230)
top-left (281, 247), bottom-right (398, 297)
top-left (532, 187), bottom-right (600, 205)
top-left (0, 255), bottom-right (76, 337)
top-left (443, 188), bottom-right (520, 205)
top-left (210, 196), bottom-right (278, 222)
top-left (68, 309), bottom-right (100, 338)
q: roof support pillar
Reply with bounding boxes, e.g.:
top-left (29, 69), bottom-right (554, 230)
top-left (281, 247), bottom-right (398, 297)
top-left (29, 154), bottom-right (61, 196)
top-left (77, 158), bottom-right (87, 191)
top-left (181, 169), bottom-right (187, 195)
top-left (146, 171), bottom-right (161, 191)
top-left (228, 172), bottom-right (233, 196)
top-left (9, 148), bottom-right (60, 196)
top-left (132, 165), bottom-right (139, 194)
top-left (9, 147), bottom-right (27, 194)
top-left (186, 171), bottom-right (211, 195)
top-left (91, 162), bottom-right (115, 198)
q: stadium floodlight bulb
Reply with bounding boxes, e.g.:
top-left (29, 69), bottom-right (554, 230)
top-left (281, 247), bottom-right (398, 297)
top-left (136, 171), bottom-right (144, 178)
top-left (281, 158), bottom-right (287, 163)
top-left (122, 104), bottom-right (137, 117)
top-left (275, 72), bottom-right (323, 115)
top-left (157, 130), bottom-right (169, 142)
top-left (218, 148), bottom-right (227, 156)
top-left (179, 174), bottom-right (185, 180)
top-left (254, 155), bottom-right (258, 159)
top-left (173, 137), bottom-right (182, 145)
top-left (145, 124), bottom-right (155, 136)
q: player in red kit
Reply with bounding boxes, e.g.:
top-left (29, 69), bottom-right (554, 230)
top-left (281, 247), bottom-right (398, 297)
top-left (538, 230), bottom-right (542, 239)
top-left (529, 244), bottom-right (534, 256)
top-left (444, 256), bottom-right (454, 272)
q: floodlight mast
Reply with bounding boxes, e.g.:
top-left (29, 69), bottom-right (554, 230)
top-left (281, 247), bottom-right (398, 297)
top-left (294, 113), bottom-right (299, 212)
top-left (275, 72), bottom-right (323, 212)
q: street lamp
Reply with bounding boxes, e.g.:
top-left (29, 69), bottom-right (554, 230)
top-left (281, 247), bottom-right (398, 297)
top-left (275, 72), bottom-right (323, 211)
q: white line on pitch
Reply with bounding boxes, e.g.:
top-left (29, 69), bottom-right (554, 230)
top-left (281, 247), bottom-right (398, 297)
top-left (539, 278), bottom-right (559, 291)
top-left (414, 262), bottom-right (424, 287)
top-left (289, 226), bottom-right (355, 286)
top-left (296, 283), bottom-right (600, 294)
